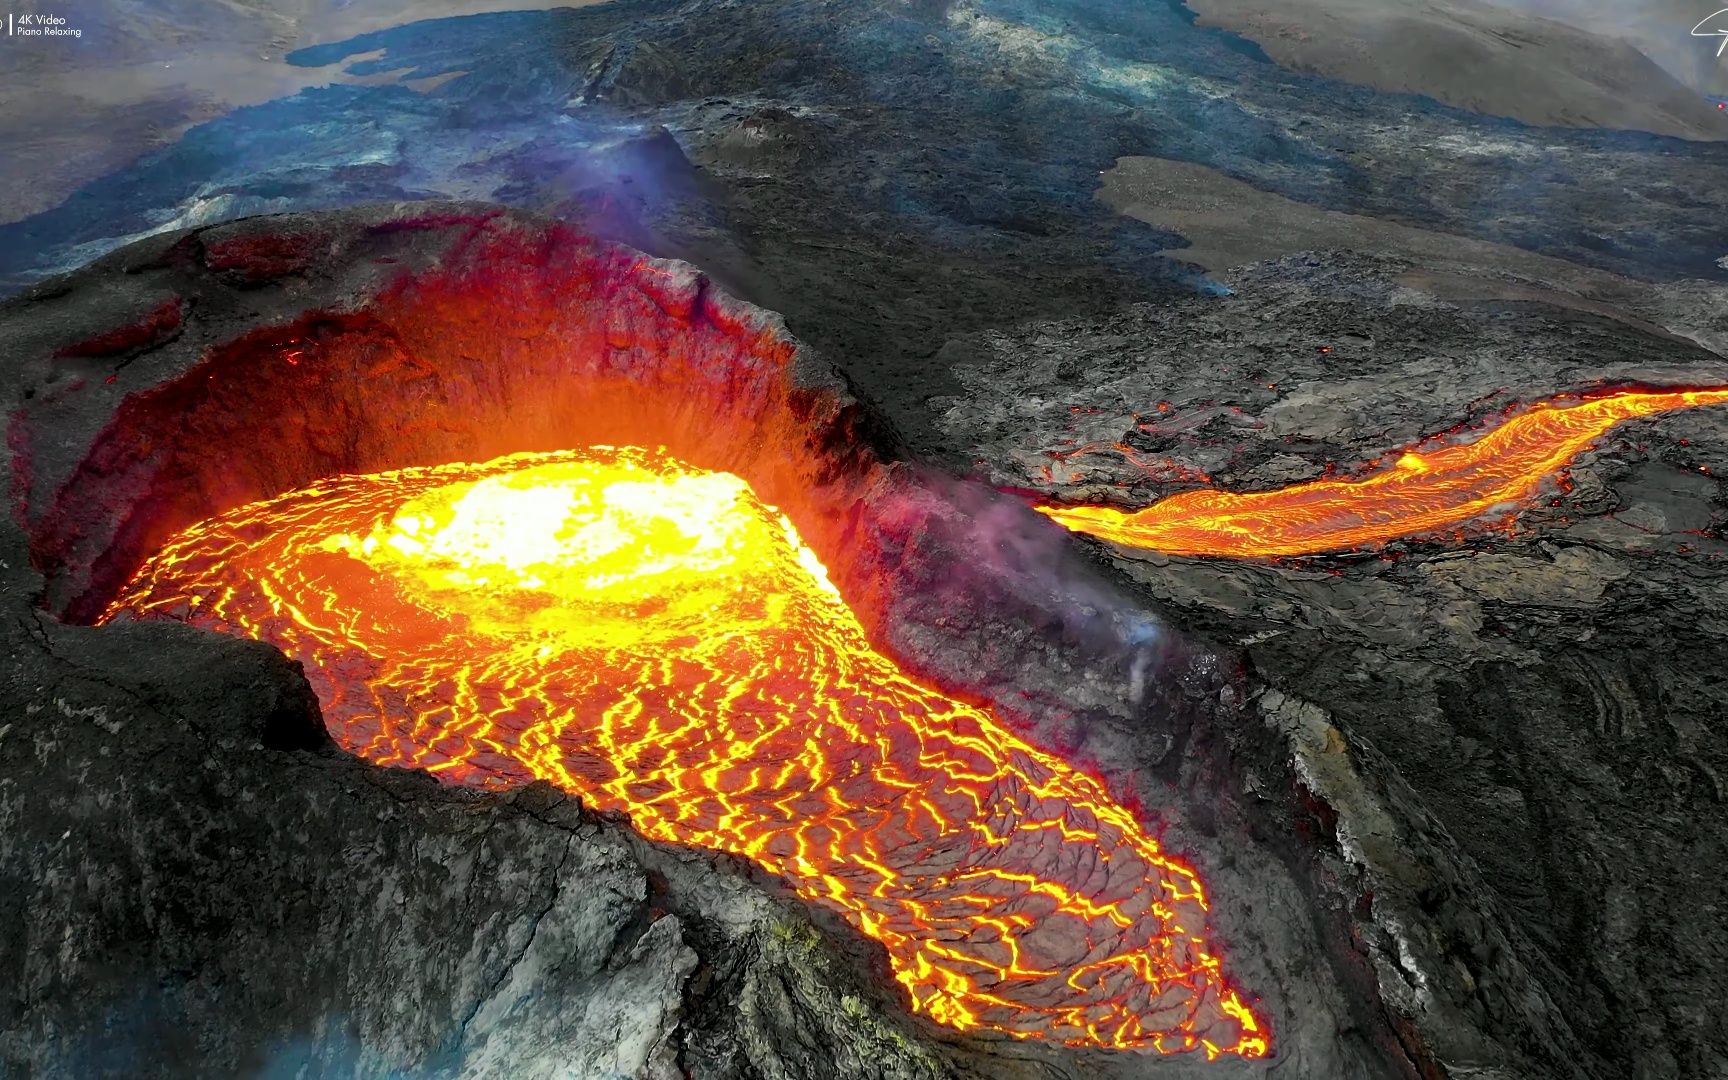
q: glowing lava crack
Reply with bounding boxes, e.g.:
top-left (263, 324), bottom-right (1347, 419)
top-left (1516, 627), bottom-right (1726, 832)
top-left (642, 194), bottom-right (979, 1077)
top-left (1038, 387), bottom-right (1728, 557)
top-left (102, 446), bottom-right (1267, 1059)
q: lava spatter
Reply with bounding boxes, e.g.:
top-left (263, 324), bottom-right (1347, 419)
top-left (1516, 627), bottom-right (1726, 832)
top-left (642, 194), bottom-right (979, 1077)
top-left (1037, 387), bottom-right (1728, 557)
top-left (102, 446), bottom-right (1267, 1060)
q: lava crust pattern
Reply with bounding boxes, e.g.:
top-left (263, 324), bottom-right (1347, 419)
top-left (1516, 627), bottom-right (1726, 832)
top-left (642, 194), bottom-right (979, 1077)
top-left (1039, 387), bottom-right (1728, 556)
top-left (103, 446), bottom-right (1268, 1059)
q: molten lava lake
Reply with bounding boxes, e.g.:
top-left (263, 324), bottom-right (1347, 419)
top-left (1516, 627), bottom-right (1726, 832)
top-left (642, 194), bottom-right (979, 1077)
top-left (102, 444), bottom-right (1267, 1060)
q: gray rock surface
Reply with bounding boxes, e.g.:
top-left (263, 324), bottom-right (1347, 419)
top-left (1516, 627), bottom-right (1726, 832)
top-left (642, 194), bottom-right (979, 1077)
top-left (8, 0), bottom-right (1728, 1072)
top-left (0, 205), bottom-right (959, 1080)
top-left (0, 613), bottom-right (696, 1078)
top-left (936, 250), bottom-right (1728, 1079)
top-left (5, 204), bottom-right (1712, 1080)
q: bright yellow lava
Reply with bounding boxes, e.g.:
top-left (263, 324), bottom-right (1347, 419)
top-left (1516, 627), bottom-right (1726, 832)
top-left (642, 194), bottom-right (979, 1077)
top-left (1038, 387), bottom-right (1728, 557)
top-left (104, 446), bottom-right (1267, 1059)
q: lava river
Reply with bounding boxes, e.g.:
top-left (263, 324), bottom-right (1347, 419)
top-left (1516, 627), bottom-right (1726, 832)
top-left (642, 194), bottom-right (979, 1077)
top-left (101, 445), bottom-right (1266, 1060)
top-left (1037, 386), bottom-right (1728, 557)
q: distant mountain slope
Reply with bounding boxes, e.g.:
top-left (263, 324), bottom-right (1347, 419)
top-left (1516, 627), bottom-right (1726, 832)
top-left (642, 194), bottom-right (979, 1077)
top-left (0, 0), bottom-right (610, 224)
top-left (1187, 0), bottom-right (1726, 139)
top-left (1491, 0), bottom-right (1728, 97)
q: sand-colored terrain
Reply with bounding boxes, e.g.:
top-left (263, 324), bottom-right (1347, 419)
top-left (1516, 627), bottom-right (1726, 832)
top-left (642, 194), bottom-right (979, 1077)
top-left (1188, 0), bottom-right (1726, 139)
top-left (1490, 0), bottom-right (1728, 96)
top-left (0, 0), bottom-right (611, 224)
top-left (1100, 154), bottom-right (1657, 284)
top-left (5, 0), bottom-right (1720, 225)
top-left (1100, 154), bottom-right (1728, 355)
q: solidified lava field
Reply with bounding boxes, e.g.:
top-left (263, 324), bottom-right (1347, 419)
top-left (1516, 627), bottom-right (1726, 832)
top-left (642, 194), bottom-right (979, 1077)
top-left (7, 2), bottom-right (1728, 1079)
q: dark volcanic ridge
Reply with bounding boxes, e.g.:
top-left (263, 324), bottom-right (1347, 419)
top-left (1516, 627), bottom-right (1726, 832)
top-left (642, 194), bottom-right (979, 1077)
top-left (0, 203), bottom-right (1584, 1079)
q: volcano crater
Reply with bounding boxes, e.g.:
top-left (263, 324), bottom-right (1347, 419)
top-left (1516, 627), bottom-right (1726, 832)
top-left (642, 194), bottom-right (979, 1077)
top-left (0, 203), bottom-right (1551, 1079)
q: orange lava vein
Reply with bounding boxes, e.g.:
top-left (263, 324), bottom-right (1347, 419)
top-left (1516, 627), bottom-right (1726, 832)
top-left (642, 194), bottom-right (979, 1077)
top-left (101, 446), bottom-right (1266, 1059)
top-left (1037, 387), bottom-right (1728, 557)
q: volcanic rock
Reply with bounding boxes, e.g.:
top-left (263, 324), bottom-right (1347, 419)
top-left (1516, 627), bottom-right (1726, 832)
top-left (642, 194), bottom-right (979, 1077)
top-left (6, 0), bottom-right (1728, 1075)
top-left (0, 205), bottom-right (950, 1080)
top-left (936, 249), bottom-right (1728, 1080)
top-left (4, 202), bottom-right (1662, 1079)
top-left (0, 202), bottom-right (1589, 1080)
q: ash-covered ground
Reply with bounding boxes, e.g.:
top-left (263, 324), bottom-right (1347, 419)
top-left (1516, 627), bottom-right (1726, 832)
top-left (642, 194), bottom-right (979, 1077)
top-left (5, 0), bottom-right (1728, 1078)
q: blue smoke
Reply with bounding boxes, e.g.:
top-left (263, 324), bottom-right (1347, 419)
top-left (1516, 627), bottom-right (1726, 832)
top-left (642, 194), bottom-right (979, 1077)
top-left (3, 0), bottom-right (1727, 293)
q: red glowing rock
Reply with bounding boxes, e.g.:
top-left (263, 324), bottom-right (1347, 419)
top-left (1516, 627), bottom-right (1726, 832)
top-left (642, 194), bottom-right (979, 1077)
top-left (53, 296), bottom-right (183, 360)
top-left (9, 203), bottom-right (1268, 1061)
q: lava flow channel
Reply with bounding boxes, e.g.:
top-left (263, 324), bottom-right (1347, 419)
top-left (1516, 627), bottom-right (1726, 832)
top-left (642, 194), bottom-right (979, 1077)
top-left (101, 445), bottom-right (1266, 1059)
top-left (1038, 386), bottom-right (1728, 557)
